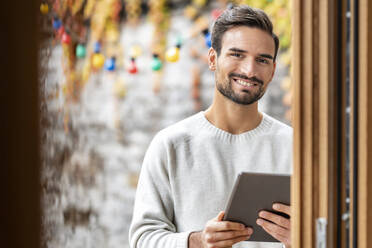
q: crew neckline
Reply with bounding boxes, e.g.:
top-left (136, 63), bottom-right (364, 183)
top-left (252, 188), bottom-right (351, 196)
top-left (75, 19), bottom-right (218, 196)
top-left (196, 111), bottom-right (273, 142)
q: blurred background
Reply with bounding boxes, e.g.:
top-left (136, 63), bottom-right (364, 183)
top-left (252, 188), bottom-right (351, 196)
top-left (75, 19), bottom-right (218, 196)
top-left (38, 0), bottom-right (292, 247)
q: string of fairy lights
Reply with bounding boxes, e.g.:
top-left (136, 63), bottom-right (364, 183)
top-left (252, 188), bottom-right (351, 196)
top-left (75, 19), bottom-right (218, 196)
top-left (40, 0), bottom-right (290, 85)
top-left (40, 0), bottom-right (214, 90)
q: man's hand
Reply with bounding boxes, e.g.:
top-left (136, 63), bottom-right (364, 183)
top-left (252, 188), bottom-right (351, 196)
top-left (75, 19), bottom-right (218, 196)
top-left (256, 203), bottom-right (291, 248)
top-left (189, 211), bottom-right (253, 248)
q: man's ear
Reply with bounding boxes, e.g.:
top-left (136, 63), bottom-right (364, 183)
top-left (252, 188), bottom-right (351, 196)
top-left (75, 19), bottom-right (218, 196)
top-left (208, 47), bottom-right (217, 71)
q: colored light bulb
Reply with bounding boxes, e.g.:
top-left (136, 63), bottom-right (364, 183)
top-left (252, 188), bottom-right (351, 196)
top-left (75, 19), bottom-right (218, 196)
top-left (205, 32), bottom-right (211, 48)
top-left (211, 9), bottom-right (223, 20)
top-left (61, 32), bottom-right (71, 44)
top-left (128, 58), bottom-right (138, 74)
top-left (176, 36), bottom-right (183, 47)
top-left (105, 57), bottom-right (116, 71)
top-left (184, 5), bottom-right (198, 19)
top-left (165, 47), bottom-right (180, 63)
top-left (76, 44), bottom-right (86, 58)
top-left (193, 0), bottom-right (207, 7)
top-left (151, 56), bottom-right (163, 71)
top-left (94, 42), bottom-right (101, 53)
top-left (53, 18), bottom-right (62, 30)
top-left (40, 3), bottom-right (49, 15)
top-left (92, 53), bottom-right (105, 69)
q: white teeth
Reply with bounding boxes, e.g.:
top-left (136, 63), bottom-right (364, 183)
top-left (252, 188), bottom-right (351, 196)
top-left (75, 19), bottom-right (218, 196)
top-left (236, 79), bottom-right (255, 87)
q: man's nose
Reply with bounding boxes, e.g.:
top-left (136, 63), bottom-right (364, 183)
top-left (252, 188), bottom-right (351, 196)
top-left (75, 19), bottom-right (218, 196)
top-left (240, 59), bottom-right (256, 77)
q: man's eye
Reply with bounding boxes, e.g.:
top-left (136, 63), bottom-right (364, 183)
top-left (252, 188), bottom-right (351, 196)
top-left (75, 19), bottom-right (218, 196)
top-left (257, 57), bottom-right (269, 64)
top-left (231, 53), bottom-right (242, 58)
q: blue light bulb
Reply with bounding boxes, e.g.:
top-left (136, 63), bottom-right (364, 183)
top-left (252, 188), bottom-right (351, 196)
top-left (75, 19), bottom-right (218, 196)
top-left (53, 18), bottom-right (62, 30)
top-left (94, 42), bottom-right (101, 53)
top-left (205, 32), bottom-right (212, 48)
top-left (104, 57), bottom-right (116, 71)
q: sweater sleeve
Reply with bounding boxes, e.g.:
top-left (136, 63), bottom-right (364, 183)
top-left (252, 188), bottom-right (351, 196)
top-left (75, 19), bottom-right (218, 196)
top-left (129, 133), bottom-right (191, 248)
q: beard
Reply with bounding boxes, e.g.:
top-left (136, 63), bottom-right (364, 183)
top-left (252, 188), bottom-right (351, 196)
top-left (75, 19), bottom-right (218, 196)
top-left (216, 72), bottom-right (266, 105)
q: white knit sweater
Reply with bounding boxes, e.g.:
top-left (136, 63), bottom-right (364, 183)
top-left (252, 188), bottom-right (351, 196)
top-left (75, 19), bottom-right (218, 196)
top-left (129, 111), bottom-right (292, 248)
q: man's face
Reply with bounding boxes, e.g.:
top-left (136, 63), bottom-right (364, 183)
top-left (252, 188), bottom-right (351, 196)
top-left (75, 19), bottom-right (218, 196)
top-left (209, 26), bottom-right (276, 105)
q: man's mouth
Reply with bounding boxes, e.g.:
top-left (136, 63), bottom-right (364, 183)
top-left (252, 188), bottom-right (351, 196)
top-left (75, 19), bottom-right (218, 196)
top-left (233, 78), bottom-right (259, 87)
top-left (228, 73), bottom-right (263, 88)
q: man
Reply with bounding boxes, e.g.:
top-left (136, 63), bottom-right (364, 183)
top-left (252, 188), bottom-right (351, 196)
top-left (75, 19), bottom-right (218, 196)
top-left (129, 5), bottom-right (292, 248)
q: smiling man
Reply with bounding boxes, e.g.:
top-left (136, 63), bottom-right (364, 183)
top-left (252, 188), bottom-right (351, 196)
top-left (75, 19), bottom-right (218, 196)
top-left (129, 5), bottom-right (292, 248)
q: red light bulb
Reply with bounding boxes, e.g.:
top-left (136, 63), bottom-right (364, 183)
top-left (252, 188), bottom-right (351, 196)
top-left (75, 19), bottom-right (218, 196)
top-left (128, 58), bottom-right (138, 74)
top-left (61, 32), bottom-right (71, 44)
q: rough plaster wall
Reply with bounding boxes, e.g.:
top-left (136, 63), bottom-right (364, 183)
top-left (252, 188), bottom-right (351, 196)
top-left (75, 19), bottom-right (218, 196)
top-left (41, 13), bottom-right (289, 248)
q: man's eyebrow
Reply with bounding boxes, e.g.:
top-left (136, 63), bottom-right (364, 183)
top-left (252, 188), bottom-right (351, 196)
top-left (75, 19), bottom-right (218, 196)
top-left (228, 47), bottom-right (247, 53)
top-left (259, 54), bottom-right (274, 60)
top-left (228, 48), bottom-right (274, 60)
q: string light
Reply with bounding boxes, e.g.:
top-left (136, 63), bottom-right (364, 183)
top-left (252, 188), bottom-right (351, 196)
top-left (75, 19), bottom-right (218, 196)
top-left (92, 53), bottom-right (105, 69)
top-left (151, 54), bottom-right (163, 71)
top-left (211, 9), bottom-right (223, 20)
top-left (76, 44), bottom-right (87, 58)
top-left (61, 32), bottom-right (71, 45)
top-left (202, 29), bottom-right (212, 48)
top-left (165, 46), bottom-right (180, 63)
top-left (128, 58), bottom-right (138, 74)
top-left (40, 3), bottom-right (49, 15)
top-left (105, 57), bottom-right (116, 71)
top-left (53, 18), bottom-right (62, 30)
top-left (94, 42), bottom-right (101, 53)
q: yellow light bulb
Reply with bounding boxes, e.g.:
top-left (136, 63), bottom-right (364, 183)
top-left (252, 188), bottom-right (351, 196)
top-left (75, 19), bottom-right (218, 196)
top-left (184, 5), bottom-right (198, 19)
top-left (165, 47), bottom-right (180, 63)
top-left (40, 3), bottom-right (49, 15)
top-left (192, 0), bottom-right (207, 7)
top-left (92, 53), bottom-right (105, 69)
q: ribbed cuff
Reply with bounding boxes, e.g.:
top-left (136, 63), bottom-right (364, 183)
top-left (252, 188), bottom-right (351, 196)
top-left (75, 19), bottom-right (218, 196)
top-left (176, 231), bottom-right (193, 248)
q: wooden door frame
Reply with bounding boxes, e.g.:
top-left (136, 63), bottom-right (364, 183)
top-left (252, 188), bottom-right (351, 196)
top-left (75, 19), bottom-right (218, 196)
top-left (0, 1), bottom-right (41, 248)
top-left (292, 0), bottom-right (340, 247)
top-left (357, 0), bottom-right (372, 247)
top-left (292, 0), bottom-right (372, 247)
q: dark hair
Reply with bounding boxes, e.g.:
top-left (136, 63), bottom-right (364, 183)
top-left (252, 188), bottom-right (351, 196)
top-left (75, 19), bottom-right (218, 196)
top-left (211, 5), bottom-right (279, 62)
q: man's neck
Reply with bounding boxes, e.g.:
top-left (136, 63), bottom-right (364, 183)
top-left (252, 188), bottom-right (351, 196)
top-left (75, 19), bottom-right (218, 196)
top-left (204, 90), bottom-right (263, 135)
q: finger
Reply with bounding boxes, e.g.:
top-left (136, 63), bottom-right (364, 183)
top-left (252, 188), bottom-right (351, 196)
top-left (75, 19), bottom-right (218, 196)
top-left (206, 228), bottom-right (253, 242)
top-left (273, 203), bottom-right (291, 216)
top-left (256, 218), bottom-right (289, 239)
top-left (206, 220), bottom-right (246, 232)
top-left (258, 211), bottom-right (290, 229)
top-left (214, 211), bottom-right (225, 221)
top-left (210, 234), bottom-right (251, 247)
top-left (260, 224), bottom-right (290, 244)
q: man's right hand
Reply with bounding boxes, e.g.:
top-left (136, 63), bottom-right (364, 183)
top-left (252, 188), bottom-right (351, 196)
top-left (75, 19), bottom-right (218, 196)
top-left (188, 211), bottom-right (253, 248)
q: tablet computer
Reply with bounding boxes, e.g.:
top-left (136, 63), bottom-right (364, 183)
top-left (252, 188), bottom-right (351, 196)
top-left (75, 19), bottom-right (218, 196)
top-left (223, 172), bottom-right (290, 242)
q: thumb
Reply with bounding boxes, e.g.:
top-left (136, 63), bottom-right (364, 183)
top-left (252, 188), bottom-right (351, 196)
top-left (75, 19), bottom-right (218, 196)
top-left (215, 211), bottom-right (225, 221)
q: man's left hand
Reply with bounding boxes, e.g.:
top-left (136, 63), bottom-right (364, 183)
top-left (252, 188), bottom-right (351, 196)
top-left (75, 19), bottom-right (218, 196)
top-left (256, 203), bottom-right (291, 248)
